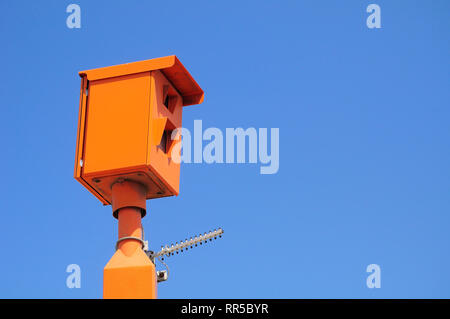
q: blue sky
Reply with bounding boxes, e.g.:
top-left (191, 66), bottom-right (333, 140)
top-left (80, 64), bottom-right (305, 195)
top-left (0, 0), bottom-right (449, 298)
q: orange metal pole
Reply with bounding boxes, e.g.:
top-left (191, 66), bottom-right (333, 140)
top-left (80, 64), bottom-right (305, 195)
top-left (103, 180), bottom-right (157, 299)
top-left (117, 207), bottom-right (143, 256)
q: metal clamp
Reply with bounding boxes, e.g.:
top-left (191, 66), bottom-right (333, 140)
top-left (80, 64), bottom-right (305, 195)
top-left (115, 236), bottom-right (145, 251)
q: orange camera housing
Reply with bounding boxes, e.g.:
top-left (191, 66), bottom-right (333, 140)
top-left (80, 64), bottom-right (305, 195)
top-left (74, 56), bottom-right (204, 206)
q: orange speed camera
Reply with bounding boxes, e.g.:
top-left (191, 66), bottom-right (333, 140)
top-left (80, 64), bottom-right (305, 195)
top-left (74, 56), bottom-right (204, 206)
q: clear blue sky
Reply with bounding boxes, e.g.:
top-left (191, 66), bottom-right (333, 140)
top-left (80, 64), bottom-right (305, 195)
top-left (0, 0), bottom-right (449, 298)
